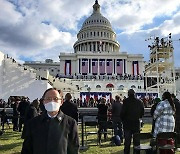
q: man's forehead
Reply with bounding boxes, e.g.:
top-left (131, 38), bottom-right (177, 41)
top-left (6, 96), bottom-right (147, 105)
top-left (45, 90), bottom-right (59, 97)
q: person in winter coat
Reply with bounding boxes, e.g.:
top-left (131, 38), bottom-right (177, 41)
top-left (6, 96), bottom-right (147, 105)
top-left (21, 88), bottom-right (79, 154)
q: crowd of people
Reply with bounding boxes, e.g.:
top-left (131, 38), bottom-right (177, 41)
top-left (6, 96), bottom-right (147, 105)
top-left (56, 73), bottom-right (144, 81)
top-left (0, 88), bottom-right (180, 154)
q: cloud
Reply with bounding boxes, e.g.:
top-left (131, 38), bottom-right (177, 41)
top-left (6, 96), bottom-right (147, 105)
top-left (117, 10), bottom-right (180, 67)
top-left (102, 0), bottom-right (180, 33)
top-left (0, 0), bottom-right (179, 67)
top-left (0, 0), bottom-right (78, 61)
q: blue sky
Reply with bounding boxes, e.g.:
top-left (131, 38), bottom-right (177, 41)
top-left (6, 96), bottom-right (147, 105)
top-left (0, 0), bottom-right (180, 66)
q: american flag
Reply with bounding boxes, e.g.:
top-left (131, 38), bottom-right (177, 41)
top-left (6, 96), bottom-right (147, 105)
top-left (99, 59), bottom-right (105, 74)
top-left (133, 61), bottom-right (139, 75)
top-left (92, 59), bottom-right (98, 74)
top-left (106, 59), bottom-right (113, 74)
top-left (82, 59), bottom-right (88, 74)
top-left (116, 59), bottom-right (123, 75)
top-left (80, 92), bottom-right (112, 101)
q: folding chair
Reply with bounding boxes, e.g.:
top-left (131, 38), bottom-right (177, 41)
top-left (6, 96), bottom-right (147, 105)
top-left (156, 132), bottom-right (177, 154)
top-left (133, 132), bottom-right (153, 154)
top-left (84, 116), bottom-right (98, 145)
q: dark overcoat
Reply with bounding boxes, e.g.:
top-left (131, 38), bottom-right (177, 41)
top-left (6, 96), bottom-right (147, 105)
top-left (21, 111), bottom-right (79, 154)
top-left (61, 100), bottom-right (78, 122)
top-left (121, 96), bottom-right (144, 132)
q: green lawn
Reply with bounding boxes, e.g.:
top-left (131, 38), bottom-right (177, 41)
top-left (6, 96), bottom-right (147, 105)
top-left (0, 124), bottom-right (179, 154)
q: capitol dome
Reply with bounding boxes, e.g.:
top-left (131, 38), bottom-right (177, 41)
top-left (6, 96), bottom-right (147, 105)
top-left (81, 1), bottom-right (112, 30)
top-left (73, 0), bottom-right (120, 53)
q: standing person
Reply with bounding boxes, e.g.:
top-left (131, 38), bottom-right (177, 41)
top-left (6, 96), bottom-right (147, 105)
top-left (153, 91), bottom-right (175, 138)
top-left (121, 89), bottom-right (144, 154)
top-left (24, 99), bottom-right (40, 122)
top-left (21, 88), bottom-right (79, 154)
top-left (171, 94), bottom-right (180, 145)
top-left (12, 99), bottom-right (19, 131)
top-left (17, 97), bottom-right (30, 132)
top-left (153, 92), bottom-right (175, 154)
top-left (21, 99), bottom-right (40, 139)
top-left (97, 97), bottom-right (108, 143)
top-left (61, 93), bottom-right (78, 122)
top-left (112, 95), bottom-right (123, 142)
top-left (150, 97), bottom-right (161, 133)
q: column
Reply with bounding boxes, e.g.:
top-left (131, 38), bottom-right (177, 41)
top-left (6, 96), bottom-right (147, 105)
top-left (108, 43), bottom-right (109, 52)
top-left (124, 59), bottom-right (126, 75)
top-left (105, 59), bottom-right (107, 74)
top-left (97, 59), bottom-right (99, 75)
top-left (87, 59), bottom-right (89, 74)
top-left (114, 59), bottom-right (116, 75)
top-left (104, 42), bottom-right (106, 51)
top-left (91, 59), bottom-right (92, 74)
top-left (89, 59), bottom-right (91, 74)
top-left (103, 42), bottom-right (105, 51)
top-left (91, 42), bottom-right (93, 52)
top-left (79, 58), bottom-right (81, 74)
top-left (87, 43), bottom-right (89, 51)
top-left (96, 42), bottom-right (98, 52)
top-left (113, 59), bottom-right (115, 75)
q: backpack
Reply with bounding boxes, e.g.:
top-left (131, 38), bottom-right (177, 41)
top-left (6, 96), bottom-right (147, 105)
top-left (112, 135), bottom-right (121, 146)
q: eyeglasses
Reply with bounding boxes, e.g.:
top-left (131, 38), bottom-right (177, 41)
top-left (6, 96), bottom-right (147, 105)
top-left (44, 97), bottom-right (62, 102)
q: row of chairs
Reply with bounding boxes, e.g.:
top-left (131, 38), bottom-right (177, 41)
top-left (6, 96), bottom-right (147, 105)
top-left (84, 117), bottom-right (114, 145)
top-left (133, 132), bottom-right (179, 154)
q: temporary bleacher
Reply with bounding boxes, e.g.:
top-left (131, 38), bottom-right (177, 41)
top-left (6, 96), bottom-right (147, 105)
top-left (0, 52), bottom-right (52, 101)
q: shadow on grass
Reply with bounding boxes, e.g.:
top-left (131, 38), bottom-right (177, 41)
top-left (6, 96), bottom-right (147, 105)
top-left (110, 150), bottom-right (123, 154)
top-left (0, 141), bottom-right (22, 151)
top-left (0, 133), bottom-right (22, 140)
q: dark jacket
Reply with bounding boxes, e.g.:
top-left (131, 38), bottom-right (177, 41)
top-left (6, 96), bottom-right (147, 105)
top-left (61, 100), bottom-right (78, 122)
top-left (21, 111), bottom-right (79, 154)
top-left (174, 98), bottom-right (180, 121)
top-left (150, 102), bottom-right (159, 133)
top-left (21, 105), bottom-right (39, 139)
top-left (18, 101), bottom-right (30, 117)
top-left (121, 96), bottom-right (144, 131)
top-left (24, 104), bottom-right (39, 123)
top-left (97, 103), bottom-right (108, 122)
top-left (112, 101), bottom-right (123, 122)
top-left (12, 102), bottom-right (19, 116)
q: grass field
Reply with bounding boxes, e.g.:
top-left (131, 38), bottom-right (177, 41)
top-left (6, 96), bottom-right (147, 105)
top-left (0, 124), bottom-right (179, 154)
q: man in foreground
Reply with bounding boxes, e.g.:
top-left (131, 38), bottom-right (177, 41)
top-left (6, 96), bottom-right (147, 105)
top-left (21, 88), bottom-right (79, 154)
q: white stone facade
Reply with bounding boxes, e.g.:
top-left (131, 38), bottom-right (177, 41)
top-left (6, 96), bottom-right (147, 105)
top-left (24, 60), bottom-right (60, 77)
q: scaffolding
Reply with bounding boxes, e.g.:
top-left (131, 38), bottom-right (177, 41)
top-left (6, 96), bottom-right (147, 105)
top-left (144, 34), bottom-right (176, 97)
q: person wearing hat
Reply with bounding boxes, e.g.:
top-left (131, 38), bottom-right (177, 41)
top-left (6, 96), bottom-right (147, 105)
top-left (121, 89), bottom-right (144, 154)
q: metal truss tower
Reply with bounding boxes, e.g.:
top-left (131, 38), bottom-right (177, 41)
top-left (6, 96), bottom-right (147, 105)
top-left (144, 33), bottom-right (176, 96)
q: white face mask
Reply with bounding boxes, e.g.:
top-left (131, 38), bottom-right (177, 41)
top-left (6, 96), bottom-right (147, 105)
top-left (44, 101), bottom-right (60, 112)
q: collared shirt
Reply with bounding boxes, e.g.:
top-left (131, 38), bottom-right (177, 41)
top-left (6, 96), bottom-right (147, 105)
top-left (47, 113), bottom-right (58, 118)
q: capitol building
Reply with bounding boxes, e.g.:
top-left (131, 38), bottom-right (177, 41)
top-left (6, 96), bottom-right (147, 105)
top-left (58, 0), bottom-right (146, 100)
top-left (1, 0), bottom-right (179, 101)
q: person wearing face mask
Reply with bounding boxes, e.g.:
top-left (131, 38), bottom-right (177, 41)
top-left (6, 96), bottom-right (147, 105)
top-left (21, 88), bottom-right (79, 154)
